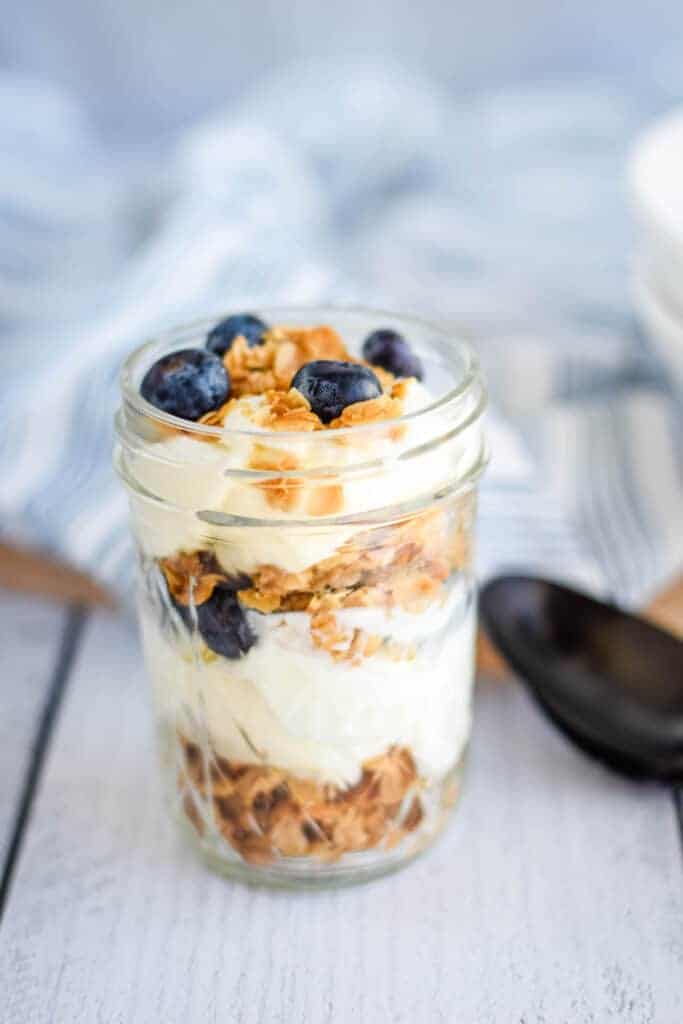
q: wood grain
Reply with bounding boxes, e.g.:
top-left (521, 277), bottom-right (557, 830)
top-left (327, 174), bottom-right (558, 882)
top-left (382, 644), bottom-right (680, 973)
top-left (0, 543), bottom-right (114, 608)
top-left (0, 593), bottom-right (64, 872)
top-left (0, 610), bottom-right (680, 1022)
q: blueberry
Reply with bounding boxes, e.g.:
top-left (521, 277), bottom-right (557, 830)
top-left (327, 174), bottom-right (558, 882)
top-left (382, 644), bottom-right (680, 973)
top-left (291, 360), bottom-right (382, 424)
top-left (362, 328), bottom-right (423, 380)
top-left (206, 313), bottom-right (268, 356)
top-left (141, 348), bottom-right (229, 421)
top-left (197, 586), bottom-right (256, 659)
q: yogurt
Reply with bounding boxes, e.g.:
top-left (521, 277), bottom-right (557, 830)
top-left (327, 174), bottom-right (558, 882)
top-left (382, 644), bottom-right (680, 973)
top-left (141, 587), bottom-right (475, 788)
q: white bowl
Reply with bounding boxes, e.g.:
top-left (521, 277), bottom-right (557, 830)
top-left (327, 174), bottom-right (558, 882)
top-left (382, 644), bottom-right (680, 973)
top-left (629, 109), bottom-right (683, 310)
top-left (634, 267), bottom-right (683, 392)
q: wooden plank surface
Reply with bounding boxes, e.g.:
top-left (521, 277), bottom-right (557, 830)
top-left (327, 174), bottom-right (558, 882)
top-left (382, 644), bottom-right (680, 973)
top-left (1, 609), bottom-right (681, 1023)
top-left (0, 593), bottom-right (65, 876)
top-left (0, 543), bottom-right (113, 609)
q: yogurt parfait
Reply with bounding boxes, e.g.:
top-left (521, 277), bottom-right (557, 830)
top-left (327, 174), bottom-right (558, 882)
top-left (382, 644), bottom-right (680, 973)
top-left (115, 307), bottom-right (488, 886)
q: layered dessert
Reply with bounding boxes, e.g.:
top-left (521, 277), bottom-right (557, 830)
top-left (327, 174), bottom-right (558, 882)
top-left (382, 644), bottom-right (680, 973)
top-left (116, 309), bottom-right (486, 882)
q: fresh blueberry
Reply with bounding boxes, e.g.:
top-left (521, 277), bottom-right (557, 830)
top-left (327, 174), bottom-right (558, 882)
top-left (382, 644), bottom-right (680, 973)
top-left (361, 328), bottom-right (423, 380)
top-left (197, 586), bottom-right (256, 659)
top-left (291, 360), bottom-right (382, 424)
top-left (206, 313), bottom-right (268, 356)
top-left (141, 348), bottom-right (229, 421)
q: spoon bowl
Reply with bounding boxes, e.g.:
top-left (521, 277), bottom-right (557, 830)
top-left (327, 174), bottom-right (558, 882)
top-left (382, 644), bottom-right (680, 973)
top-left (479, 576), bottom-right (683, 780)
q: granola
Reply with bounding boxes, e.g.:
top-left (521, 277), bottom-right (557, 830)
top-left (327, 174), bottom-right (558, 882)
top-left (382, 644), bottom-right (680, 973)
top-left (158, 494), bottom-right (472, 661)
top-left (178, 735), bottom-right (424, 863)
top-left (196, 326), bottom-right (411, 429)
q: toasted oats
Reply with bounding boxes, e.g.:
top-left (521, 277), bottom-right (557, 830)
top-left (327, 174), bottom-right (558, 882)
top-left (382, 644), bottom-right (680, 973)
top-left (309, 611), bottom-right (414, 664)
top-left (179, 735), bottom-right (423, 862)
top-left (198, 398), bottom-right (237, 427)
top-left (193, 321), bottom-right (411, 432)
top-left (268, 387), bottom-right (310, 411)
top-left (221, 325), bottom-right (351, 402)
top-left (384, 640), bottom-right (417, 662)
top-left (310, 610), bottom-right (349, 653)
top-left (267, 801), bottom-right (309, 852)
top-left (270, 413), bottom-right (321, 432)
top-left (256, 476), bottom-right (302, 512)
top-left (390, 378), bottom-right (411, 402)
top-left (234, 834), bottom-right (275, 866)
top-left (307, 589), bottom-right (354, 612)
top-left (305, 484), bottom-right (344, 517)
top-left (272, 340), bottom-right (301, 388)
top-left (362, 633), bottom-right (384, 657)
top-left (146, 320), bottom-right (419, 443)
top-left (277, 591), bottom-right (313, 612)
top-left (248, 442), bottom-right (299, 473)
top-left (160, 551), bottom-right (226, 607)
top-left (262, 388), bottom-right (322, 432)
top-left (287, 777), bottom-right (322, 807)
top-left (402, 795), bottom-right (424, 832)
top-left (328, 393), bottom-right (403, 428)
top-left (241, 506), bottom-right (459, 617)
top-left (391, 572), bottom-right (444, 613)
top-left (272, 324), bottom-right (348, 363)
top-left (237, 589), bottom-right (282, 613)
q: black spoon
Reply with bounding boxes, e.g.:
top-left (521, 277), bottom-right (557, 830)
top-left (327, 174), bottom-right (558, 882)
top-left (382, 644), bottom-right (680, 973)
top-left (479, 575), bottom-right (683, 780)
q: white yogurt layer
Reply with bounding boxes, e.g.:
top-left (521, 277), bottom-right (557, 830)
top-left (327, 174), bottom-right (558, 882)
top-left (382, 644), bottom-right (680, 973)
top-left (140, 589), bottom-right (476, 788)
top-left (127, 379), bottom-right (477, 574)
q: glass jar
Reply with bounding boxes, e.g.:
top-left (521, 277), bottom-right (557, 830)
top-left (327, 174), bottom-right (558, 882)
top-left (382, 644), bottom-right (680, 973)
top-left (114, 307), bottom-right (488, 887)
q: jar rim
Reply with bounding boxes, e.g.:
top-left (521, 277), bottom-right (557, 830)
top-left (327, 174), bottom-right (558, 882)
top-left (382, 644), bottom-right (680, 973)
top-left (119, 304), bottom-right (485, 444)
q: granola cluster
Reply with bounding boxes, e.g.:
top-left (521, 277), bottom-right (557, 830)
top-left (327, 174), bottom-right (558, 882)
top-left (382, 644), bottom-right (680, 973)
top-left (179, 735), bottom-right (424, 863)
top-left (244, 500), bottom-right (473, 614)
top-left (221, 324), bottom-right (394, 398)
top-left (195, 324), bottom-right (406, 432)
top-left (222, 325), bottom-right (348, 398)
top-left (159, 493), bottom-right (473, 663)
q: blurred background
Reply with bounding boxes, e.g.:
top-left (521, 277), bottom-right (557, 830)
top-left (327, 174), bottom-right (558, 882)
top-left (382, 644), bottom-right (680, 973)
top-left (5, 0), bottom-right (683, 142)
top-left (0, 0), bottom-right (682, 607)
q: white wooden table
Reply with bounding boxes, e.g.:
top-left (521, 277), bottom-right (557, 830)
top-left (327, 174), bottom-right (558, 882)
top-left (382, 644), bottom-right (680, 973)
top-left (1, 590), bottom-right (682, 1023)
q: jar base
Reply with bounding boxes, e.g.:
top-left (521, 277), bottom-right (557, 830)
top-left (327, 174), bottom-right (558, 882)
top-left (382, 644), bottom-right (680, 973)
top-left (174, 755), bottom-right (466, 890)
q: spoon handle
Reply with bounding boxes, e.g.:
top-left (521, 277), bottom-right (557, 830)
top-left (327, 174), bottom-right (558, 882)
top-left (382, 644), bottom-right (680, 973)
top-left (477, 573), bottom-right (683, 679)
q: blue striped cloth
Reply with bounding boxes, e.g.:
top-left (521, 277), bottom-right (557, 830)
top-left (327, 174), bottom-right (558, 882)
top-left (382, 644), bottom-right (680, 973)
top-left (1, 63), bottom-right (681, 607)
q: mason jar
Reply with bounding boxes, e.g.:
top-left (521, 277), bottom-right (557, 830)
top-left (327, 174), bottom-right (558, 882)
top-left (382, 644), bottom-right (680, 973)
top-left (114, 307), bottom-right (488, 887)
